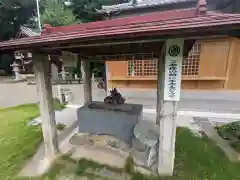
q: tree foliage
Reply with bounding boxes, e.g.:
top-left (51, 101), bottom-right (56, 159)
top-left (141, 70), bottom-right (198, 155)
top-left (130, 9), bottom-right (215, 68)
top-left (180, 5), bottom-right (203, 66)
top-left (0, 0), bottom-right (36, 40)
top-left (40, 0), bottom-right (80, 27)
top-left (40, 0), bottom-right (127, 26)
top-left (0, 0), bottom-right (36, 74)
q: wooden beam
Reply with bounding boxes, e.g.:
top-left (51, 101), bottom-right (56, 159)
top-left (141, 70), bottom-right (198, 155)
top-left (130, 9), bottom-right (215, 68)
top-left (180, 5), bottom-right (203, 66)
top-left (46, 41), bottom-right (162, 58)
top-left (81, 59), bottom-right (92, 104)
top-left (183, 39), bottom-right (196, 58)
top-left (41, 38), bottom-right (166, 51)
top-left (41, 35), bottom-right (227, 52)
top-left (156, 44), bottom-right (165, 126)
top-left (32, 53), bottom-right (59, 163)
top-left (224, 38), bottom-right (237, 88)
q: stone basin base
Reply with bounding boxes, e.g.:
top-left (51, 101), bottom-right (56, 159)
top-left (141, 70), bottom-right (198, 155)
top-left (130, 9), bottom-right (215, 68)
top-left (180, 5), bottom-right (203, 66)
top-left (69, 132), bottom-right (156, 176)
top-left (77, 101), bottom-right (143, 146)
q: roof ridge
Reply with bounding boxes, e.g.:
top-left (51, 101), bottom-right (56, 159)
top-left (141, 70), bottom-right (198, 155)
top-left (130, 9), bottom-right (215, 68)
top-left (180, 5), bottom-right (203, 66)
top-left (196, 0), bottom-right (207, 16)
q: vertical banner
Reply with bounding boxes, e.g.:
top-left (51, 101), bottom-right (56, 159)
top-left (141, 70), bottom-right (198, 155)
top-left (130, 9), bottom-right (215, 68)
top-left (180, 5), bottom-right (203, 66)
top-left (164, 39), bottom-right (184, 101)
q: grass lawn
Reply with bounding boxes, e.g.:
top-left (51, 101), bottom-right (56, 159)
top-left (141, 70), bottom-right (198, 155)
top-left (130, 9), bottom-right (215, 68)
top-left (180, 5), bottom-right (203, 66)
top-left (0, 100), bottom-right (64, 180)
top-left (167, 128), bottom-right (240, 180)
top-left (41, 128), bottom-right (240, 180)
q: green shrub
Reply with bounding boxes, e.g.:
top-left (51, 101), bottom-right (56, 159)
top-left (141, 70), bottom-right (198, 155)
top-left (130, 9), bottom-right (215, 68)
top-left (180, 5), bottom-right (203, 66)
top-left (217, 122), bottom-right (240, 152)
top-left (124, 155), bottom-right (135, 174)
top-left (56, 123), bottom-right (66, 131)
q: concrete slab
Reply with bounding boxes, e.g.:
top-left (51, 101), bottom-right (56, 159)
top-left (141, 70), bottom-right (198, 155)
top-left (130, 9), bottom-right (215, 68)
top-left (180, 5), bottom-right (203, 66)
top-left (71, 145), bottom-right (128, 169)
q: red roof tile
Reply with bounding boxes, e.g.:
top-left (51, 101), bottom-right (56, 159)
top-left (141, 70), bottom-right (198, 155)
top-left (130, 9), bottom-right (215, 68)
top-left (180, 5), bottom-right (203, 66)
top-left (0, 7), bottom-right (240, 50)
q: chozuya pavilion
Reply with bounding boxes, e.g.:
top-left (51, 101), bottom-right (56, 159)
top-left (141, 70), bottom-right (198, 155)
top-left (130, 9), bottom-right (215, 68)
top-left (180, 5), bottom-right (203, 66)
top-left (0, 0), bottom-right (240, 176)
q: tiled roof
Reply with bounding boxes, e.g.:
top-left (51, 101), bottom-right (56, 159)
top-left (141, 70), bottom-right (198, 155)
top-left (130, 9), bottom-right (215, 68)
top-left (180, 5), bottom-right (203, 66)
top-left (47, 8), bottom-right (196, 34)
top-left (100, 0), bottom-right (196, 12)
top-left (0, 6), bottom-right (240, 51)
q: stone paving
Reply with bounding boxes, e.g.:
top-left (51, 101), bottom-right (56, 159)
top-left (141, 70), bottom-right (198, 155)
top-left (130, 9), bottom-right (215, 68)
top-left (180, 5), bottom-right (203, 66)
top-left (1, 80), bottom-right (240, 114)
top-left (29, 107), bottom-right (78, 126)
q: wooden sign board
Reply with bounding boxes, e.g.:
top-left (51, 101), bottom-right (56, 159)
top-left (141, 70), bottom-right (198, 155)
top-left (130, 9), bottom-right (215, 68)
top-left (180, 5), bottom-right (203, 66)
top-left (164, 39), bottom-right (184, 101)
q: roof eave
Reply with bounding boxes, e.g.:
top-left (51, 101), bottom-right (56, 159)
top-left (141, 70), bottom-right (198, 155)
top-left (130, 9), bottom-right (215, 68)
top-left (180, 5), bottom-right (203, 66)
top-left (0, 23), bottom-right (238, 52)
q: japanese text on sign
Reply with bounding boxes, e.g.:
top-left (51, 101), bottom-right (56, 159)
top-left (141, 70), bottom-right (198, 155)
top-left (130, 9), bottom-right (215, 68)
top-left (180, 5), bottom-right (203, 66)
top-left (167, 60), bottom-right (178, 99)
top-left (164, 39), bottom-right (184, 101)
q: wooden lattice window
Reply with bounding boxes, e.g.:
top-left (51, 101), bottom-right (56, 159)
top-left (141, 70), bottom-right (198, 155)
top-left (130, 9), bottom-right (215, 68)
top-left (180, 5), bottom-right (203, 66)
top-left (127, 43), bottom-right (201, 77)
top-left (128, 54), bottom-right (157, 76)
top-left (182, 43), bottom-right (201, 76)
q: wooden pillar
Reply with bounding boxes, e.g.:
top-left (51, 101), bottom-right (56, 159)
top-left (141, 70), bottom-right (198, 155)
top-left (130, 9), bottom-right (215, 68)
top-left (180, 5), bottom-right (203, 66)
top-left (81, 59), bottom-right (92, 104)
top-left (156, 45), bottom-right (165, 126)
top-left (157, 39), bottom-right (184, 176)
top-left (105, 61), bottom-right (109, 95)
top-left (33, 53), bottom-right (59, 161)
top-left (224, 38), bottom-right (238, 89)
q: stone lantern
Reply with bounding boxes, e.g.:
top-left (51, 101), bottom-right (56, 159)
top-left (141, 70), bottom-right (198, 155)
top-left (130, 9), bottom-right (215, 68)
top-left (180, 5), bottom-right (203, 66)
top-left (10, 61), bottom-right (23, 81)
